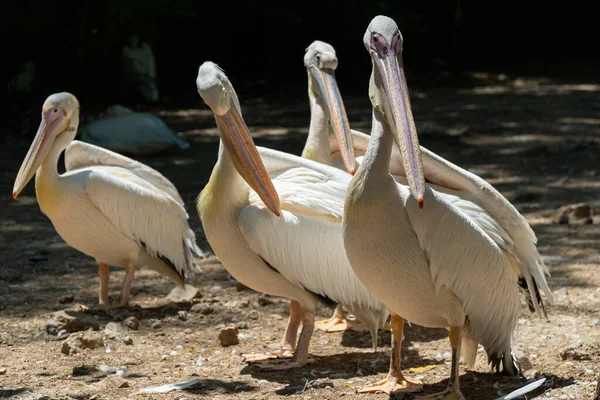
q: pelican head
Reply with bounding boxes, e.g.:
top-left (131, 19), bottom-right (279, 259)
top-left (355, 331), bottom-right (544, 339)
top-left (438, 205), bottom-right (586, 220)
top-left (13, 92), bottom-right (80, 199)
top-left (304, 41), bottom-right (355, 174)
top-left (196, 61), bottom-right (280, 216)
top-left (364, 16), bottom-right (425, 209)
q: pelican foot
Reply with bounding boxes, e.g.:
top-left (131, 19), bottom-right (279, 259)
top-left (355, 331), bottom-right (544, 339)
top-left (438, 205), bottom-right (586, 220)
top-left (415, 388), bottom-right (465, 400)
top-left (314, 315), bottom-right (353, 332)
top-left (242, 349), bottom-right (294, 363)
top-left (254, 355), bottom-right (317, 370)
top-left (358, 373), bottom-right (422, 394)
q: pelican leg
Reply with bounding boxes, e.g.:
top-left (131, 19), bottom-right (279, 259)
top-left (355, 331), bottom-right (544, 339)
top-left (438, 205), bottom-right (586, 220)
top-left (416, 326), bottom-right (465, 400)
top-left (314, 304), bottom-right (356, 332)
top-left (359, 314), bottom-right (422, 394)
top-left (98, 263), bottom-right (110, 306)
top-left (257, 310), bottom-right (317, 370)
top-left (117, 259), bottom-right (135, 308)
top-left (243, 300), bottom-right (302, 362)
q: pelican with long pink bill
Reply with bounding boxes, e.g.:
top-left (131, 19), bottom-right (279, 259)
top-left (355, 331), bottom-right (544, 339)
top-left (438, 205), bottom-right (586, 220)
top-left (343, 16), bottom-right (552, 398)
top-left (300, 40), bottom-right (390, 339)
top-left (12, 93), bottom-right (204, 308)
top-left (196, 61), bottom-right (389, 369)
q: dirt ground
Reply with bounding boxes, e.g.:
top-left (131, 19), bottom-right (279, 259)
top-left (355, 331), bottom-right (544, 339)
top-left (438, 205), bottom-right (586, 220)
top-left (1, 72), bottom-right (600, 400)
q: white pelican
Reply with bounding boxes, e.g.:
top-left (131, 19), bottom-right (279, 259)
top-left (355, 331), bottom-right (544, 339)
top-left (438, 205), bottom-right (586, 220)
top-left (343, 16), bottom-right (553, 398)
top-left (302, 40), bottom-right (387, 334)
top-left (196, 62), bottom-right (389, 369)
top-left (12, 93), bottom-right (204, 308)
top-left (79, 110), bottom-right (190, 156)
top-left (303, 39), bottom-right (552, 395)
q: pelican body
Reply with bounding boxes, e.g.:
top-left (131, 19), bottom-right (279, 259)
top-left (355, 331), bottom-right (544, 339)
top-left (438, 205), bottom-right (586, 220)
top-left (13, 93), bottom-right (203, 308)
top-left (196, 62), bottom-right (388, 369)
top-left (299, 40), bottom-right (391, 338)
top-left (79, 108), bottom-right (190, 156)
top-left (342, 16), bottom-right (553, 399)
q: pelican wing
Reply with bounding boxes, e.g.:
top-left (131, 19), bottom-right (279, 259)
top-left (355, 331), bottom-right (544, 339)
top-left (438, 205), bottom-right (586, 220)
top-left (65, 140), bottom-right (185, 208)
top-left (241, 159), bottom-right (383, 314)
top-left (84, 167), bottom-right (201, 275)
top-left (255, 147), bottom-right (351, 221)
top-left (329, 130), bottom-right (552, 312)
top-left (405, 187), bottom-right (521, 359)
top-left (411, 147), bottom-right (552, 312)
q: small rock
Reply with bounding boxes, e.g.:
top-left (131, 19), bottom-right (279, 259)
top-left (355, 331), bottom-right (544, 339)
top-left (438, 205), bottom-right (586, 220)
top-left (258, 295), bottom-right (274, 306)
top-left (178, 311), bottom-right (188, 321)
top-left (58, 294), bottom-right (75, 304)
top-left (122, 336), bottom-right (133, 345)
top-left (191, 303), bottom-right (214, 315)
top-left (247, 310), bottom-right (259, 320)
top-left (152, 320), bottom-right (162, 329)
top-left (46, 310), bottom-right (99, 335)
top-left (167, 285), bottom-right (202, 303)
top-left (89, 374), bottom-right (130, 390)
top-left (0, 367), bottom-right (6, 375)
top-left (123, 316), bottom-right (140, 330)
top-left (560, 341), bottom-right (600, 361)
top-left (61, 330), bottom-right (104, 355)
top-left (219, 327), bottom-right (239, 347)
top-left (235, 321), bottom-right (249, 330)
top-left (553, 203), bottom-right (593, 225)
top-left (238, 299), bottom-right (250, 308)
top-left (184, 328), bottom-right (192, 334)
top-left (517, 355), bottom-right (533, 372)
top-left (235, 282), bottom-right (249, 291)
top-left (307, 378), bottom-right (335, 389)
top-left (103, 322), bottom-right (128, 339)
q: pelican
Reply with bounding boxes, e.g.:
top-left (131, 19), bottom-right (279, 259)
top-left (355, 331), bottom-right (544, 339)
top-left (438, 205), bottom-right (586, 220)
top-left (12, 93), bottom-right (204, 308)
top-left (302, 40), bottom-right (387, 334)
top-left (342, 16), bottom-right (553, 398)
top-left (196, 62), bottom-right (389, 369)
top-left (78, 108), bottom-right (190, 156)
top-left (304, 37), bottom-right (552, 395)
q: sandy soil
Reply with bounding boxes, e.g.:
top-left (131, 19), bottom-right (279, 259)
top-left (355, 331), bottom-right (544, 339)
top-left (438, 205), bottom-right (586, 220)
top-left (1, 72), bottom-right (599, 399)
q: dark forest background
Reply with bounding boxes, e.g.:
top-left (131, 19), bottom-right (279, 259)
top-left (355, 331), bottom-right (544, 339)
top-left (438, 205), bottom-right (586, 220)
top-left (1, 0), bottom-right (598, 119)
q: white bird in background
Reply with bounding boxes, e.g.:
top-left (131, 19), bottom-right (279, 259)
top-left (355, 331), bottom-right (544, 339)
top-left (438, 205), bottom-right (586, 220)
top-left (79, 106), bottom-right (190, 156)
top-left (196, 62), bottom-right (389, 369)
top-left (343, 16), bottom-right (553, 398)
top-left (12, 93), bottom-right (204, 308)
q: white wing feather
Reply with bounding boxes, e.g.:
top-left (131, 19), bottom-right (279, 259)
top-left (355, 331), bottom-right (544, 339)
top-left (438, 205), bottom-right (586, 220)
top-left (414, 148), bottom-right (553, 311)
top-left (84, 167), bottom-right (200, 275)
top-left (66, 141), bottom-right (205, 261)
top-left (329, 129), bottom-right (553, 311)
top-left (405, 186), bottom-right (521, 356)
top-left (239, 208), bottom-right (384, 314)
top-left (65, 140), bottom-right (185, 208)
top-left (256, 146), bottom-right (350, 221)
top-left (241, 159), bottom-right (385, 316)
